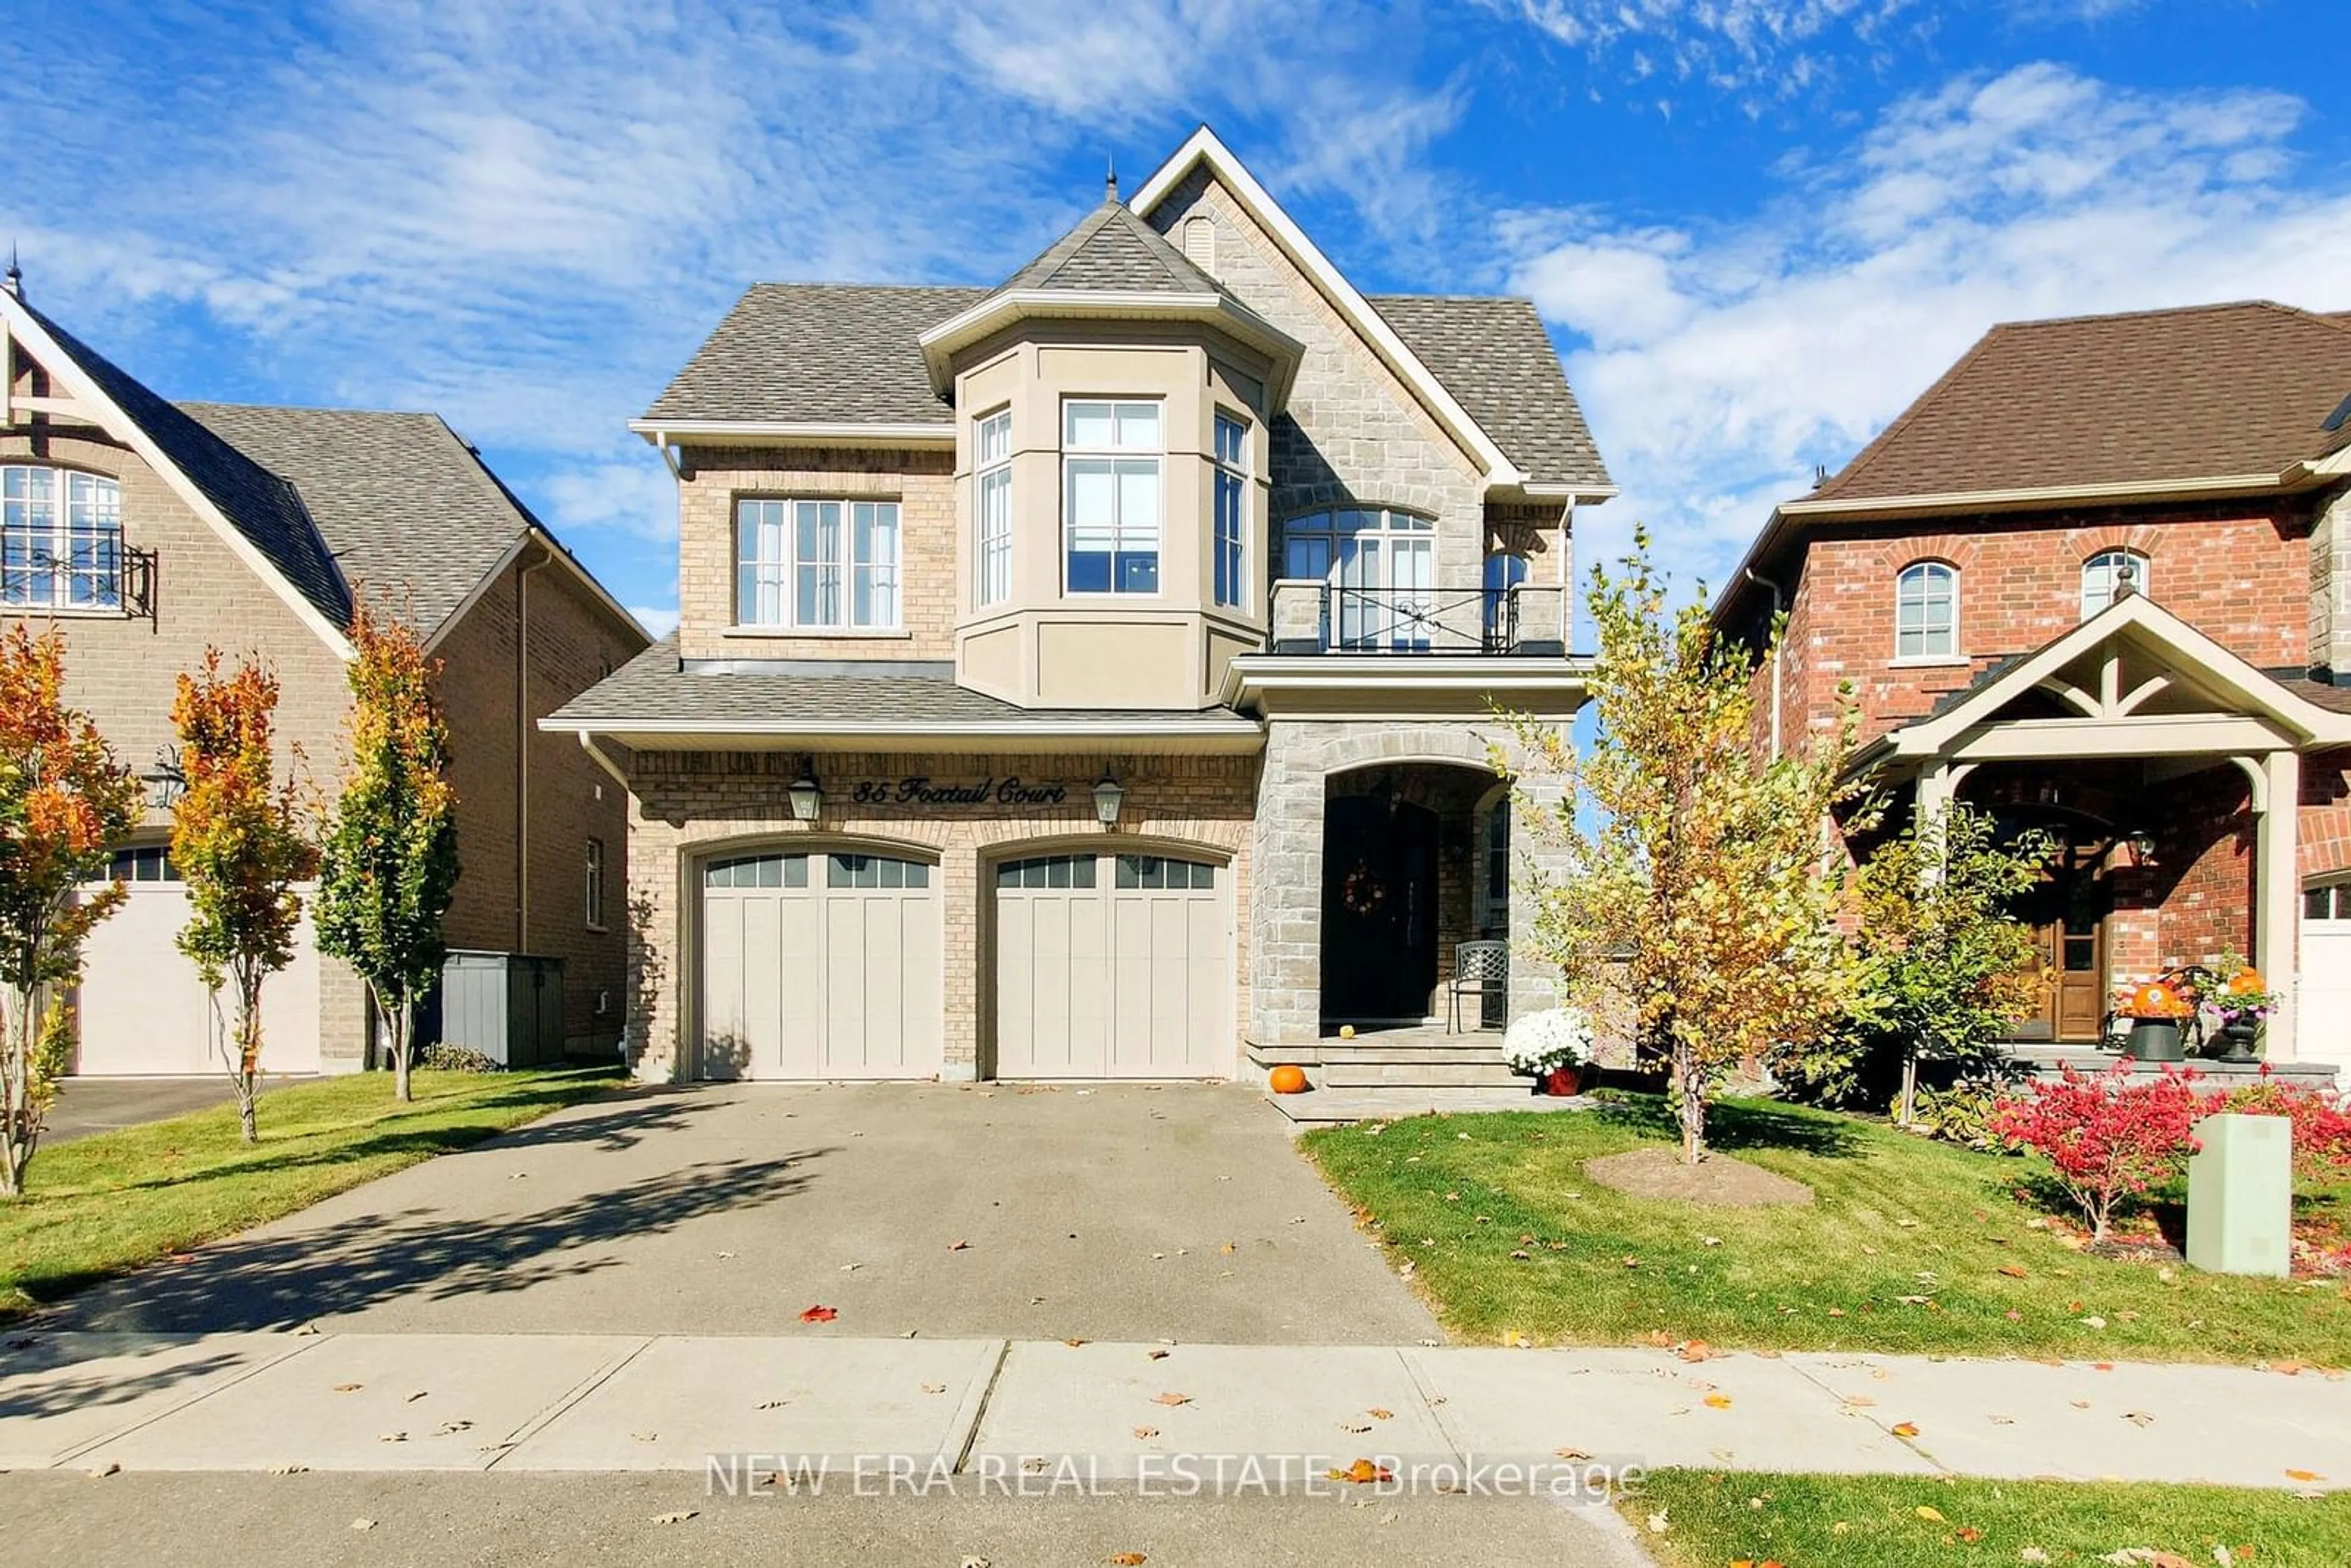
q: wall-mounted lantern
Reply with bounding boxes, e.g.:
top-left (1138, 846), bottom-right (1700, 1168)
top-left (787, 759), bottom-right (822, 823)
top-left (140, 745), bottom-right (186, 812)
top-left (1092, 769), bottom-right (1125, 828)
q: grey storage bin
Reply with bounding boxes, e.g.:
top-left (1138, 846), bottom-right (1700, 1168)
top-left (440, 951), bottom-right (566, 1067)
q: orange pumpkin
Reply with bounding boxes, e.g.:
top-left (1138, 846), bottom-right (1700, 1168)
top-left (2128, 981), bottom-right (2181, 1018)
top-left (2225, 967), bottom-right (2267, 996)
top-left (1269, 1064), bottom-right (1310, 1095)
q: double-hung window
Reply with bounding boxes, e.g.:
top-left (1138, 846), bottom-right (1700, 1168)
top-left (1063, 400), bottom-right (1161, 594)
top-left (1895, 561), bottom-right (1958, 659)
top-left (2080, 549), bottom-right (2148, 618)
top-left (736, 498), bottom-right (900, 630)
top-left (3, 465), bottom-right (123, 610)
top-left (976, 410), bottom-right (1012, 607)
top-left (1212, 412), bottom-right (1248, 608)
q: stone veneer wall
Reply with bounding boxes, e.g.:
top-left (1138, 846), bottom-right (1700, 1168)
top-left (1251, 719), bottom-right (1563, 1049)
top-left (621, 749), bottom-right (1259, 1081)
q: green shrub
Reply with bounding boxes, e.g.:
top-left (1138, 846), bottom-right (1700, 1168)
top-left (416, 1043), bottom-right (498, 1073)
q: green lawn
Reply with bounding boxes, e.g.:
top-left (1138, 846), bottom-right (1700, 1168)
top-left (1627, 1469), bottom-right (2350, 1567)
top-left (1302, 1095), bottom-right (2351, 1362)
top-left (0, 1066), bottom-right (621, 1319)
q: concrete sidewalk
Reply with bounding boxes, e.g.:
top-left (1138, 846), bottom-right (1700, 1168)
top-left (0, 1331), bottom-right (2341, 1490)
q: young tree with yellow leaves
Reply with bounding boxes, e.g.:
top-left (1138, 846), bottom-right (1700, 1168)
top-left (0, 627), bottom-right (142, 1196)
top-left (1505, 529), bottom-right (1869, 1165)
top-left (316, 604), bottom-right (459, 1104)
top-left (171, 650), bottom-right (316, 1144)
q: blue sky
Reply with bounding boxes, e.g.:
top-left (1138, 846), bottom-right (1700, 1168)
top-left (6, 0), bottom-right (2348, 640)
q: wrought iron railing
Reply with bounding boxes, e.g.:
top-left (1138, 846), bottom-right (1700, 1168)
top-left (1319, 583), bottom-right (1515, 654)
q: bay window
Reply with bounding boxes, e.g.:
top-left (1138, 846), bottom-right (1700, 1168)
top-left (3, 465), bottom-right (123, 610)
top-left (736, 498), bottom-right (900, 631)
top-left (1063, 399), bottom-right (1160, 595)
top-left (976, 409), bottom-right (1012, 607)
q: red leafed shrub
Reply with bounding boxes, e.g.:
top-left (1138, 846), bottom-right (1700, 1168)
top-left (1990, 1062), bottom-right (2205, 1242)
top-left (2218, 1067), bottom-right (2351, 1192)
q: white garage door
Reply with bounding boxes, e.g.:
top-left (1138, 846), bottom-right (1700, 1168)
top-left (700, 849), bottom-right (942, 1081)
top-left (2302, 880), bottom-right (2351, 1076)
top-left (995, 851), bottom-right (1231, 1079)
top-left (72, 846), bottom-right (323, 1077)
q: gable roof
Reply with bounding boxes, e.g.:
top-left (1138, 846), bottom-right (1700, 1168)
top-left (13, 297), bottom-right (354, 634)
top-left (997, 197), bottom-right (1224, 295)
top-left (1812, 301), bottom-right (2351, 504)
top-left (176, 403), bottom-right (541, 637)
top-left (640, 283), bottom-right (983, 430)
top-left (1368, 294), bottom-right (1610, 490)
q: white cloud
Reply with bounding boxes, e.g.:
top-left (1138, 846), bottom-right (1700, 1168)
top-left (1490, 0), bottom-right (1926, 105)
top-left (629, 604), bottom-right (683, 641)
top-left (1506, 63), bottom-right (2351, 598)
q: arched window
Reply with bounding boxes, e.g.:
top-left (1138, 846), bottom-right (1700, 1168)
top-left (1894, 561), bottom-right (1957, 659)
top-left (1281, 507), bottom-right (1434, 649)
top-left (2, 465), bottom-right (122, 610)
top-left (2080, 549), bottom-right (2150, 619)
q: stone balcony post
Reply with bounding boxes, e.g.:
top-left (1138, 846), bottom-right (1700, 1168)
top-left (1269, 577), bottom-right (1325, 654)
top-left (1510, 583), bottom-right (1569, 657)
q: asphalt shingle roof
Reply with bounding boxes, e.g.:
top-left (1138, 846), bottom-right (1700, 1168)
top-left (1369, 294), bottom-right (1611, 490)
top-left (178, 404), bottom-right (535, 635)
top-left (1813, 301), bottom-right (2351, 503)
top-left (997, 199), bottom-right (1226, 295)
top-left (24, 300), bottom-right (354, 629)
top-left (549, 636), bottom-right (1258, 732)
top-left (641, 284), bottom-right (983, 427)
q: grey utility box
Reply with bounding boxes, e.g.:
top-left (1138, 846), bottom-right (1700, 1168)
top-left (2184, 1112), bottom-right (2293, 1278)
top-left (440, 951), bottom-right (566, 1068)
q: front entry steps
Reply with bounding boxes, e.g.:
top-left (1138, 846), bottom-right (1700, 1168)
top-left (1247, 1030), bottom-right (1592, 1127)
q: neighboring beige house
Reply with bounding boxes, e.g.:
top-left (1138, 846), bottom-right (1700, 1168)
top-left (1, 271), bottom-right (649, 1075)
top-left (548, 129), bottom-right (1614, 1108)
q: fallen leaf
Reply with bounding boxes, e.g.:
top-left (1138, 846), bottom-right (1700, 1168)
top-left (1703, 1394), bottom-right (1733, 1409)
top-left (1368, 1408), bottom-right (1393, 1420)
top-left (266, 1463), bottom-right (306, 1476)
top-left (756, 1399), bottom-right (787, 1410)
top-left (1677, 1340), bottom-right (1715, 1363)
top-left (1553, 1446), bottom-right (1592, 1460)
top-left (1152, 1392), bottom-right (1192, 1407)
top-left (2122, 1411), bottom-right (2155, 1427)
top-left (2285, 1468), bottom-right (2325, 1482)
top-left (1644, 1509), bottom-right (1670, 1536)
top-left (1957, 1526), bottom-right (1984, 1543)
top-left (1326, 1458), bottom-right (1393, 1484)
top-left (652, 1510), bottom-right (697, 1525)
top-left (1340, 1422), bottom-right (1371, 1433)
top-left (350, 1519), bottom-right (377, 1532)
top-left (949, 1240), bottom-right (970, 1252)
top-left (2022, 1550), bottom-right (2052, 1564)
top-left (799, 1305), bottom-right (839, 1323)
top-left (435, 1420), bottom-right (473, 1436)
top-left (378, 1432), bottom-right (407, 1444)
top-left (332, 1382), bottom-right (364, 1394)
top-left (1915, 1504), bottom-right (1946, 1521)
top-left (405, 1391), bottom-right (429, 1403)
top-left (1063, 1337), bottom-right (1088, 1348)
top-left (1997, 1264), bottom-right (2029, 1279)
top-left (86, 1461), bottom-right (121, 1479)
top-left (1132, 1426), bottom-right (1158, 1439)
top-left (921, 1383), bottom-right (947, 1395)
top-left (1108, 1555), bottom-right (1147, 1566)
top-left (1146, 1348), bottom-right (1170, 1360)
top-left (1892, 1422), bottom-right (1921, 1438)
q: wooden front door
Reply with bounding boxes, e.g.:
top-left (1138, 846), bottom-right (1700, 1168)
top-left (2011, 872), bottom-right (2110, 1043)
top-left (1320, 795), bottom-right (1438, 1023)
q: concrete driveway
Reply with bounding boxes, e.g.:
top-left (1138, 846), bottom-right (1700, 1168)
top-left (48, 1082), bottom-right (1439, 1346)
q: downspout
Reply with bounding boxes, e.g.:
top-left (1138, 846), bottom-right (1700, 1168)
top-left (517, 539), bottom-right (552, 950)
top-left (1742, 566), bottom-right (1787, 760)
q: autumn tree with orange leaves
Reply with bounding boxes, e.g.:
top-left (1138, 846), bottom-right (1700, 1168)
top-left (171, 650), bottom-right (316, 1144)
top-left (0, 627), bottom-right (142, 1195)
top-left (317, 604), bottom-right (459, 1105)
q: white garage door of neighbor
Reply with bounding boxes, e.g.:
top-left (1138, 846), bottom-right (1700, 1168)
top-left (2302, 882), bottom-right (2351, 1075)
top-left (995, 851), bottom-right (1231, 1079)
top-left (700, 850), bottom-right (942, 1080)
top-left (72, 846), bottom-right (323, 1076)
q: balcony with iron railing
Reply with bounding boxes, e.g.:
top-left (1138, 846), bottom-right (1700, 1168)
top-left (1266, 577), bottom-right (1569, 658)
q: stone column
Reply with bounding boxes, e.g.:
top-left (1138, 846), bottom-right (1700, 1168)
top-left (2254, 749), bottom-right (2301, 1062)
top-left (1505, 770), bottom-right (1567, 1021)
top-left (1249, 722), bottom-right (1325, 1049)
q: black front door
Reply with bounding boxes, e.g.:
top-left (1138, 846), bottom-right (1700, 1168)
top-left (1321, 795), bottom-right (1438, 1023)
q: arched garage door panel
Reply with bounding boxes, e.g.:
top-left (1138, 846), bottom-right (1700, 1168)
top-left (997, 852), bottom-right (1229, 1079)
top-left (700, 851), bottom-right (939, 1081)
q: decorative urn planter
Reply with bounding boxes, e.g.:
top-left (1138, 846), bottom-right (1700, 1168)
top-left (2210, 1018), bottom-right (2260, 1063)
top-left (1540, 1064), bottom-right (1584, 1097)
top-left (2124, 1018), bottom-right (2185, 1062)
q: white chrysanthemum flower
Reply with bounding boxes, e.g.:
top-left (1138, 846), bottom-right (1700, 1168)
top-left (1502, 1007), bottom-right (1594, 1073)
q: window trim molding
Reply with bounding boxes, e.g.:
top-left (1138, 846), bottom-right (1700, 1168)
top-left (733, 495), bottom-right (904, 633)
top-left (1894, 558), bottom-right (1961, 662)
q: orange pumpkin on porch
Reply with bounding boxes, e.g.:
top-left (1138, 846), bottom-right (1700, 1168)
top-left (2126, 981), bottom-right (2186, 1018)
top-left (1268, 1064), bottom-right (1310, 1095)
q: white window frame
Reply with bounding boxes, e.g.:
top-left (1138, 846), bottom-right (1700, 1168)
top-left (1281, 506), bottom-right (1437, 650)
top-left (2080, 548), bottom-right (2150, 619)
top-left (1894, 560), bottom-right (1960, 662)
top-left (1062, 399), bottom-right (1163, 596)
top-left (585, 837), bottom-right (606, 931)
top-left (2, 465), bottom-right (124, 611)
top-left (976, 409), bottom-right (1013, 609)
top-left (735, 497), bottom-right (901, 631)
top-left (1212, 411), bottom-right (1248, 610)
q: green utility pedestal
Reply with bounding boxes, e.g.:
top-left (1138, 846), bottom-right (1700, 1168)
top-left (2184, 1112), bottom-right (2292, 1278)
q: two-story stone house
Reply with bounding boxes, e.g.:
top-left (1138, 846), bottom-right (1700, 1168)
top-left (1, 271), bottom-right (650, 1075)
top-left (1716, 301), bottom-right (2351, 1065)
top-left (547, 129), bottom-right (1614, 1093)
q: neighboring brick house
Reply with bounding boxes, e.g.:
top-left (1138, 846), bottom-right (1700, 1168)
top-left (547, 129), bottom-right (1615, 1111)
top-left (1716, 301), bottom-right (2351, 1063)
top-left (1, 272), bottom-right (648, 1075)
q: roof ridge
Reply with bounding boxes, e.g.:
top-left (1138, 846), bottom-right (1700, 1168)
top-left (1807, 324), bottom-right (2011, 502)
top-left (177, 398), bottom-right (443, 421)
top-left (1984, 298), bottom-right (2303, 332)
